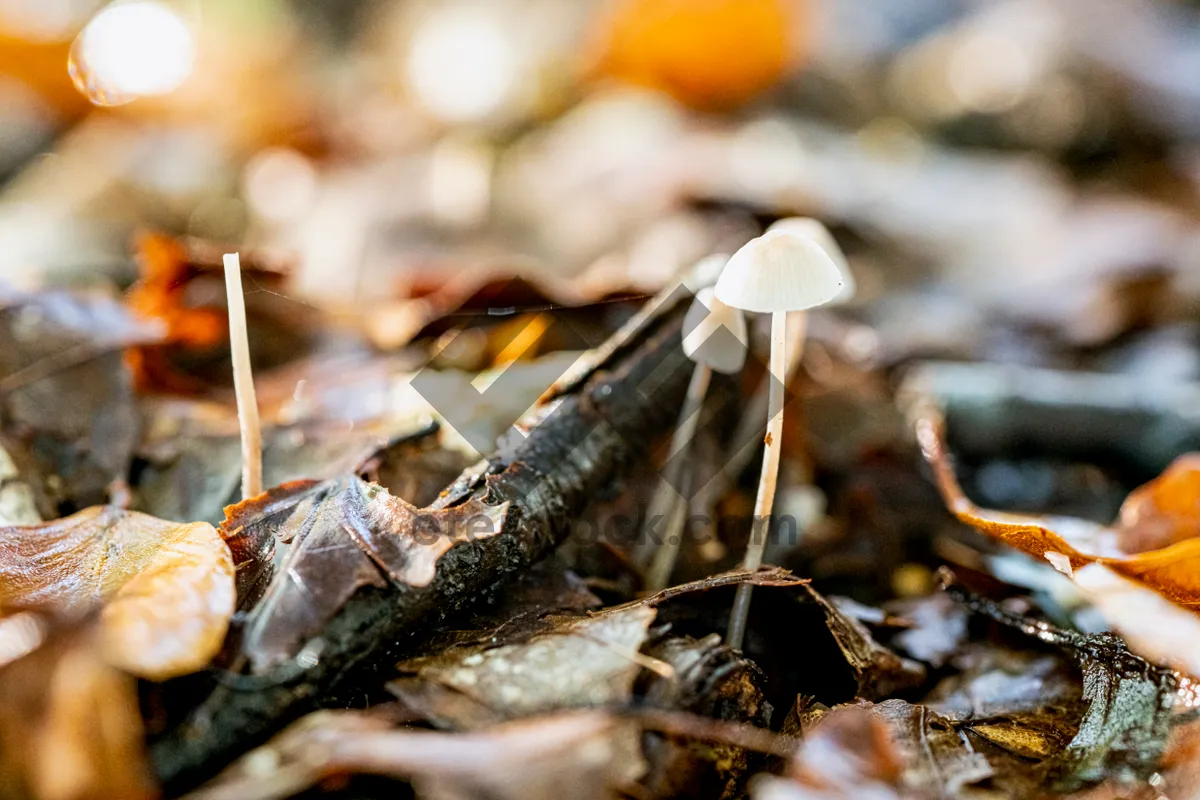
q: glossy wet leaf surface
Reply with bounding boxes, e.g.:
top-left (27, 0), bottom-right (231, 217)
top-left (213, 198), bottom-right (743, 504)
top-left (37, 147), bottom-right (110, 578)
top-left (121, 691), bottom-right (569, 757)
top-left (220, 475), bottom-right (509, 672)
top-left (0, 507), bottom-right (234, 679)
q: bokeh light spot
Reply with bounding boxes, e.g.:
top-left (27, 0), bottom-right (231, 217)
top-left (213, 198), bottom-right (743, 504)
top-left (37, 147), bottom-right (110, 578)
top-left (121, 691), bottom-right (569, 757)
top-left (405, 7), bottom-right (517, 124)
top-left (68, 1), bottom-right (194, 107)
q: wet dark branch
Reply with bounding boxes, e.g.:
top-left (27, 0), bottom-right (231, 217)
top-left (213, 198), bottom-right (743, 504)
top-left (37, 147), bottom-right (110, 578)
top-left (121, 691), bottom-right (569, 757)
top-left (152, 296), bottom-right (697, 790)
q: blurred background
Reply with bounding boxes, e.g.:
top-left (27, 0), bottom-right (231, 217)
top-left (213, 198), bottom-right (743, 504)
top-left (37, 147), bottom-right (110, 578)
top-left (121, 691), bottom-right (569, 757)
top-left (3, 0), bottom-right (1200, 366)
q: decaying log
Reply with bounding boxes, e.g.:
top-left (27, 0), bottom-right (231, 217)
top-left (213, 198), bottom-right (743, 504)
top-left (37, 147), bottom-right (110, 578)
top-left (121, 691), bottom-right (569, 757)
top-left (153, 290), bottom-right (698, 790)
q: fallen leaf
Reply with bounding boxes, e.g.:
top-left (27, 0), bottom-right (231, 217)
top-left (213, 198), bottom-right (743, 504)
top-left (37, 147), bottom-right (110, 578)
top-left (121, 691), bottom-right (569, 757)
top-left (760, 699), bottom-right (992, 799)
top-left (220, 475), bottom-right (509, 672)
top-left (126, 231), bottom-right (312, 394)
top-left (0, 507), bottom-right (234, 679)
top-left (185, 709), bottom-right (644, 800)
top-left (927, 646), bottom-right (1080, 722)
top-left (910, 396), bottom-right (1200, 610)
top-left (387, 569), bottom-right (786, 732)
top-left (137, 415), bottom-right (436, 525)
top-left (1114, 453), bottom-right (1200, 553)
top-left (805, 586), bottom-right (926, 700)
top-left (0, 289), bottom-right (162, 515)
top-left (923, 644), bottom-right (1082, 788)
top-left (754, 702), bottom-right (908, 800)
top-left (942, 574), bottom-right (1181, 788)
top-left (0, 620), bottom-right (156, 800)
top-left (390, 604), bottom-right (657, 727)
top-left (968, 716), bottom-right (1075, 761)
top-left (869, 699), bottom-right (995, 796)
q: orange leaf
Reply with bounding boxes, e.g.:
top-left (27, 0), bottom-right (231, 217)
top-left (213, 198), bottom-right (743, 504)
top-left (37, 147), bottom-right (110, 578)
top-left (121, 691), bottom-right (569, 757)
top-left (1116, 453), bottom-right (1200, 554)
top-left (912, 398), bottom-right (1200, 609)
top-left (589, 0), bottom-right (804, 111)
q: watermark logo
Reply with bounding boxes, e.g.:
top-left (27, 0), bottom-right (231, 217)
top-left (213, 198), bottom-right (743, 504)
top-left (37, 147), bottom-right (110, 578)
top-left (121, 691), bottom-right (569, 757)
top-left (407, 278), bottom-right (795, 506)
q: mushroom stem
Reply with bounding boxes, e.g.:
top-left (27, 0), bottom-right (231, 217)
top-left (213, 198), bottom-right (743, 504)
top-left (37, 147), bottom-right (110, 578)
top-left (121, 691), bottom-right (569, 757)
top-left (644, 362), bottom-right (712, 591)
top-left (223, 253), bottom-right (263, 500)
top-left (727, 310), bottom-right (787, 649)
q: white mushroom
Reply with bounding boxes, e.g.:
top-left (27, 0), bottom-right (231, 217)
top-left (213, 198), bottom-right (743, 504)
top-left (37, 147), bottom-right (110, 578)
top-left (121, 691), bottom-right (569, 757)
top-left (713, 228), bottom-right (852, 649)
top-left (767, 217), bottom-right (855, 304)
top-left (681, 288), bottom-right (749, 376)
top-left (681, 252), bottom-right (732, 294)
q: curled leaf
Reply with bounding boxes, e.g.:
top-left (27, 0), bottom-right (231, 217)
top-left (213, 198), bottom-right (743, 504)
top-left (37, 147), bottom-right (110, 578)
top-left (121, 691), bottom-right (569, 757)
top-left (0, 507), bottom-right (235, 679)
top-left (1115, 452), bottom-right (1200, 553)
top-left (1073, 564), bottom-right (1200, 679)
top-left (911, 398), bottom-right (1200, 609)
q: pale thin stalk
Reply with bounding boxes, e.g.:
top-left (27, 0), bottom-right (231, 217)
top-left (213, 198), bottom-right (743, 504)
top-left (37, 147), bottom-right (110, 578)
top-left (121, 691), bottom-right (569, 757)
top-left (690, 311), bottom-right (807, 504)
top-left (644, 363), bottom-right (712, 591)
top-left (223, 253), bottom-right (263, 499)
top-left (727, 311), bottom-right (787, 649)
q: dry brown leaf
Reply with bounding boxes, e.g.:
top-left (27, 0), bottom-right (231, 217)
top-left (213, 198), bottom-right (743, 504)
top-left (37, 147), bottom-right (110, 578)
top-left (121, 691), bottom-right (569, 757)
top-left (0, 507), bottom-right (235, 679)
top-left (0, 288), bottom-right (163, 516)
top-left (186, 709), bottom-right (643, 800)
top-left (389, 604), bottom-right (658, 728)
top-left (0, 621), bottom-right (156, 800)
top-left (912, 400), bottom-right (1200, 610)
top-left (755, 699), bottom-right (991, 800)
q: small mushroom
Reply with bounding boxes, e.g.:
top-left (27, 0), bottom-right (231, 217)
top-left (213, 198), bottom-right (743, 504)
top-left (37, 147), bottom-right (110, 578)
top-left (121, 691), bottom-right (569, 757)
top-left (767, 217), bottom-right (856, 304)
top-left (224, 253), bottom-right (263, 499)
top-left (644, 286), bottom-right (747, 590)
top-left (681, 252), bottom-right (732, 294)
top-left (681, 287), bottom-right (749, 375)
top-left (713, 228), bottom-right (851, 649)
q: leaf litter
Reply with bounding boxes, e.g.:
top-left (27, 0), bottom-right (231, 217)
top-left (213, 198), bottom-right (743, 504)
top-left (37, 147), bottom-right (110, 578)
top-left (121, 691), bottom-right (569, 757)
top-left (12, 6), bottom-right (1200, 793)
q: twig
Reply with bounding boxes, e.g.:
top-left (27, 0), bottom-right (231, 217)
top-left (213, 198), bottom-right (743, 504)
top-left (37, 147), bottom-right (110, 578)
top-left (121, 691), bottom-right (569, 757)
top-left (223, 253), bottom-right (262, 499)
top-left (633, 708), bottom-right (796, 758)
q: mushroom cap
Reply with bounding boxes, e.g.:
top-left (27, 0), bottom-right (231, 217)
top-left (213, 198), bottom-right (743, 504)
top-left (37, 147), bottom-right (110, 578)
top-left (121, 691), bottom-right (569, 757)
top-left (681, 252), bottom-right (730, 294)
top-left (767, 217), bottom-right (856, 304)
top-left (713, 229), bottom-right (846, 313)
top-left (682, 287), bottom-right (748, 374)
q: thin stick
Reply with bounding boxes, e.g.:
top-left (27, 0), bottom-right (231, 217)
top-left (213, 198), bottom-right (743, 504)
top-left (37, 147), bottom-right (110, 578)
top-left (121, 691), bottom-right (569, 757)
top-left (644, 363), bottom-right (712, 591)
top-left (223, 253), bottom-right (262, 499)
top-left (726, 310), bottom-right (788, 649)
